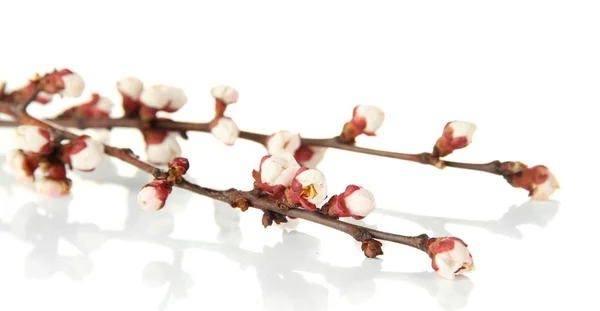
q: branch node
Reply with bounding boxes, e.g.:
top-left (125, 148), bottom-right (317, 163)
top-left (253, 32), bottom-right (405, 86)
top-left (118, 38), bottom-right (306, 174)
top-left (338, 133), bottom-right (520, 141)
top-left (353, 229), bottom-right (373, 242)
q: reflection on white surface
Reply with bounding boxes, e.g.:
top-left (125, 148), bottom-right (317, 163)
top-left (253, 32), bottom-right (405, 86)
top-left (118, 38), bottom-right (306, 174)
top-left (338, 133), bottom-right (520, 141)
top-left (0, 156), bottom-right (478, 311)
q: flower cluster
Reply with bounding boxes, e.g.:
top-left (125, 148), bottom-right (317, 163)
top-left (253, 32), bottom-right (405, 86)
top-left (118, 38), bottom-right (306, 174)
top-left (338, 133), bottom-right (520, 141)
top-left (1, 68), bottom-right (85, 105)
top-left (137, 157), bottom-right (190, 212)
top-left (9, 124), bottom-right (104, 196)
top-left (209, 85), bottom-right (240, 145)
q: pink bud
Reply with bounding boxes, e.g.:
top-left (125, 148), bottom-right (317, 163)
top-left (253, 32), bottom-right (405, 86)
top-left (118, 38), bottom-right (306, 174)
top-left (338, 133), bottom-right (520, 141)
top-left (294, 145), bottom-right (327, 168)
top-left (34, 177), bottom-right (72, 197)
top-left (266, 130), bottom-right (301, 156)
top-left (504, 164), bottom-right (560, 200)
top-left (286, 167), bottom-right (328, 210)
top-left (530, 170), bottom-right (560, 200)
top-left (434, 121), bottom-right (477, 157)
top-left (138, 180), bottom-right (172, 212)
top-left (210, 117), bottom-right (240, 145)
top-left (322, 185), bottom-right (375, 219)
top-left (144, 130), bottom-right (182, 165)
top-left (7, 149), bottom-right (36, 183)
top-left (211, 85), bottom-right (239, 105)
top-left (352, 105), bottom-right (385, 135)
top-left (15, 125), bottom-right (53, 155)
top-left (65, 136), bottom-right (105, 172)
top-left (252, 154), bottom-right (300, 197)
top-left (168, 157), bottom-right (190, 175)
top-left (117, 76), bottom-right (143, 100)
top-left (427, 237), bottom-right (474, 280)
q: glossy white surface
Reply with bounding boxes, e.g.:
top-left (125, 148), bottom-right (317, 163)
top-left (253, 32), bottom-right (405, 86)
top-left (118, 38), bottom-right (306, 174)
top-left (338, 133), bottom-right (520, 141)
top-left (0, 1), bottom-right (598, 310)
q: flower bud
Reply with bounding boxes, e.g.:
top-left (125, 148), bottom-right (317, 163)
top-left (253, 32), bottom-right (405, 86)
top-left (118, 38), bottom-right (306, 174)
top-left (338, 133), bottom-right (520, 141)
top-left (210, 117), bottom-right (240, 145)
top-left (138, 180), bottom-right (172, 212)
top-left (294, 145), bottom-right (327, 168)
top-left (15, 125), bottom-right (53, 155)
top-left (117, 77), bottom-right (143, 116)
top-left (144, 130), bottom-right (182, 165)
top-left (502, 163), bottom-right (560, 200)
top-left (321, 185), bottom-right (375, 220)
top-left (59, 93), bottom-right (114, 118)
top-left (433, 121), bottom-right (477, 157)
top-left (140, 84), bottom-right (187, 113)
top-left (252, 154), bottom-right (300, 196)
top-left (266, 130), bottom-right (301, 156)
top-left (211, 85), bottom-right (239, 105)
top-left (168, 157), bottom-right (190, 175)
top-left (427, 237), bottom-right (474, 280)
top-left (56, 69), bottom-right (85, 97)
top-left (340, 105), bottom-right (385, 142)
top-left (64, 136), bottom-right (105, 172)
top-left (38, 160), bottom-right (67, 180)
top-left (34, 177), bottom-right (72, 197)
top-left (7, 149), bottom-right (37, 183)
top-left (285, 167), bottom-right (328, 210)
top-left (361, 239), bottom-right (384, 258)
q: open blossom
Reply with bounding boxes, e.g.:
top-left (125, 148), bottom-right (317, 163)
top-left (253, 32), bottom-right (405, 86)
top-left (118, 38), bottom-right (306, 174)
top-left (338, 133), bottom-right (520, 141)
top-left (211, 85), bottom-right (239, 105)
top-left (427, 237), bottom-right (474, 280)
top-left (15, 125), bottom-right (53, 155)
top-left (63, 136), bottom-right (105, 171)
top-left (34, 177), bottom-right (72, 197)
top-left (138, 180), bottom-right (172, 212)
top-left (502, 163), bottom-right (560, 200)
top-left (140, 84), bottom-right (188, 113)
top-left (252, 154), bottom-right (301, 196)
top-left (294, 145), bottom-right (327, 168)
top-left (7, 149), bottom-right (36, 183)
top-left (433, 121), bottom-right (477, 157)
top-left (266, 130), bottom-right (301, 156)
top-left (285, 167), bottom-right (328, 210)
top-left (144, 130), bottom-right (182, 165)
top-left (321, 185), bottom-right (375, 219)
top-left (210, 117), bottom-right (240, 145)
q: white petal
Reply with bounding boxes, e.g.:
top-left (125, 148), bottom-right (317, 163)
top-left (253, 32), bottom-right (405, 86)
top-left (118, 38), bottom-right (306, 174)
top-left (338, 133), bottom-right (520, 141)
top-left (273, 167), bottom-right (299, 187)
top-left (267, 131), bottom-right (301, 156)
top-left (70, 138), bottom-right (105, 171)
top-left (96, 96), bottom-right (114, 113)
top-left (117, 77), bottom-right (143, 99)
top-left (60, 73), bottom-right (85, 97)
top-left (448, 121), bottom-right (477, 143)
top-left (355, 105), bottom-right (385, 133)
top-left (295, 169), bottom-right (326, 187)
top-left (15, 125), bottom-right (49, 153)
top-left (531, 173), bottom-right (560, 200)
top-left (345, 188), bottom-right (376, 217)
top-left (211, 85), bottom-right (239, 104)
top-left (211, 118), bottom-right (240, 145)
top-left (138, 187), bottom-right (163, 212)
top-left (140, 84), bottom-right (170, 109)
top-left (165, 86), bottom-right (187, 110)
top-left (146, 135), bottom-right (181, 164)
top-left (434, 255), bottom-right (456, 280)
top-left (261, 154), bottom-right (300, 186)
top-left (35, 178), bottom-right (66, 197)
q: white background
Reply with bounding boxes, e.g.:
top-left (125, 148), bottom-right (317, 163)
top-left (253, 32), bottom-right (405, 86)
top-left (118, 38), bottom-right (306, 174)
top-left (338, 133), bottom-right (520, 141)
top-left (0, 1), bottom-right (598, 310)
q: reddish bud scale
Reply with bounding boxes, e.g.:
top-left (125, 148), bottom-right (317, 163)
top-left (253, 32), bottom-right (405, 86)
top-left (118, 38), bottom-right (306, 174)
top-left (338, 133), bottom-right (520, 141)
top-left (503, 164), bottom-right (553, 194)
top-left (39, 161), bottom-right (68, 180)
top-left (143, 129), bottom-right (169, 145)
top-left (215, 99), bottom-right (227, 118)
top-left (122, 96), bottom-right (141, 117)
top-left (361, 239), bottom-right (384, 258)
top-left (169, 157), bottom-right (190, 175)
top-left (139, 105), bottom-right (159, 120)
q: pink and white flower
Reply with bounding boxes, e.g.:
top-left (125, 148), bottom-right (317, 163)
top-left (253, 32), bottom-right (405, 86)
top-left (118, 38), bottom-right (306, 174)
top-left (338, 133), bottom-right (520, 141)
top-left (138, 180), bottom-right (172, 212)
top-left (57, 70), bottom-right (85, 97)
top-left (144, 131), bottom-right (182, 165)
top-left (7, 149), bottom-right (36, 183)
top-left (434, 121), bottom-right (477, 157)
top-left (266, 130), bottom-right (301, 156)
top-left (15, 125), bottom-right (53, 155)
top-left (140, 84), bottom-right (187, 112)
top-left (427, 237), bottom-right (474, 280)
top-left (211, 85), bottom-right (239, 105)
top-left (353, 105), bottom-right (385, 135)
top-left (210, 117), bottom-right (240, 145)
top-left (64, 136), bottom-right (105, 172)
top-left (34, 177), bottom-right (72, 197)
top-left (285, 167), bottom-right (328, 210)
top-left (294, 145), bottom-right (327, 168)
top-left (322, 185), bottom-right (375, 219)
top-left (252, 154), bottom-right (301, 197)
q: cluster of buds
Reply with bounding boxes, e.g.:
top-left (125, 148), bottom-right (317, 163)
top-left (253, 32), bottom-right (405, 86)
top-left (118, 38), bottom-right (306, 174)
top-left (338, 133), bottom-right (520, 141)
top-left (115, 77), bottom-right (187, 165)
top-left (500, 162), bottom-right (560, 200)
top-left (252, 153), bottom-right (376, 217)
top-left (9, 124), bottom-right (104, 196)
top-left (137, 157), bottom-right (189, 212)
top-left (427, 237), bottom-right (474, 280)
top-left (340, 105), bottom-right (385, 142)
top-left (209, 85), bottom-right (240, 145)
top-left (266, 130), bottom-right (327, 168)
top-left (1, 68), bottom-right (85, 105)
